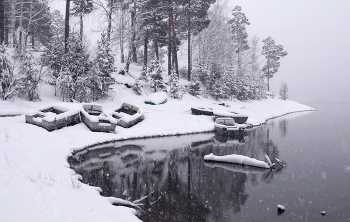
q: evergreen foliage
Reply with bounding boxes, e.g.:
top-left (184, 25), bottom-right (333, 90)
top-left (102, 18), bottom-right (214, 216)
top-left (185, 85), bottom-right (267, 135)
top-left (187, 79), bottom-right (201, 97)
top-left (229, 6), bottom-right (250, 71)
top-left (261, 37), bottom-right (288, 91)
top-left (0, 45), bottom-right (16, 100)
top-left (139, 65), bottom-right (149, 82)
top-left (279, 82), bottom-right (288, 100)
top-left (94, 32), bottom-right (116, 99)
top-left (148, 58), bottom-right (167, 92)
top-left (18, 50), bottom-right (41, 101)
top-left (169, 68), bottom-right (183, 99)
top-left (56, 33), bottom-right (93, 102)
top-left (132, 79), bottom-right (143, 95)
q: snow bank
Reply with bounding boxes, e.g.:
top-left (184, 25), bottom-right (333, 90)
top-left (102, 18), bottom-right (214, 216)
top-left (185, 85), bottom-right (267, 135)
top-left (204, 153), bottom-right (270, 169)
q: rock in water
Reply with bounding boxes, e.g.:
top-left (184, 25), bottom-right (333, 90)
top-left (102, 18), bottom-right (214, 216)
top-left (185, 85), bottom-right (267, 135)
top-left (277, 204), bottom-right (285, 215)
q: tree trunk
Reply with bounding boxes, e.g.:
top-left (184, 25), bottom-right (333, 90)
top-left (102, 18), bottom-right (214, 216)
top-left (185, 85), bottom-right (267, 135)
top-left (125, 46), bottom-right (132, 73)
top-left (154, 37), bottom-right (159, 61)
top-left (170, 10), bottom-right (179, 76)
top-left (65, 0), bottom-right (70, 53)
top-left (167, 12), bottom-right (172, 75)
top-left (31, 34), bottom-right (34, 49)
top-left (107, 0), bottom-right (113, 41)
top-left (187, 0), bottom-right (191, 81)
top-left (120, 10), bottom-right (124, 63)
top-left (267, 56), bottom-right (270, 91)
top-left (8, 1), bottom-right (15, 48)
top-left (80, 12), bottom-right (83, 41)
top-left (131, 2), bottom-right (137, 63)
top-left (0, 0), bottom-right (4, 44)
top-left (144, 32), bottom-right (148, 67)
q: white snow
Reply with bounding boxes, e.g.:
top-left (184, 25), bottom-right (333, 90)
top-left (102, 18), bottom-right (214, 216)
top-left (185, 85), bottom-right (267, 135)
top-left (277, 204), bottom-right (286, 211)
top-left (204, 153), bottom-right (270, 169)
top-left (144, 92), bottom-right (167, 105)
top-left (0, 64), bottom-right (315, 222)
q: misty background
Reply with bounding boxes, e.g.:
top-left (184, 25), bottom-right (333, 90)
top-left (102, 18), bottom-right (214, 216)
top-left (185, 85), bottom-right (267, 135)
top-left (51, 0), bottom-right (350, 105)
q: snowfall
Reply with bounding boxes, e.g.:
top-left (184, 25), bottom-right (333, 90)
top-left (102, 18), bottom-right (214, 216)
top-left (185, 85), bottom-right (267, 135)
top-left (0, 63), bottom-right (315, 222)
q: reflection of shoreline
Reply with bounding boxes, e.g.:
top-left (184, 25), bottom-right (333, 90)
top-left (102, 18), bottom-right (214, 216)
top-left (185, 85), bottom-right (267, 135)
top-left (204, 161), bottom-right (269, 174)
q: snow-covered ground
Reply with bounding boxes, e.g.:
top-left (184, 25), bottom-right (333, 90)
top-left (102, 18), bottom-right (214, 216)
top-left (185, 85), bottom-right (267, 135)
top-left (0, 64), bottom-right (314, 222)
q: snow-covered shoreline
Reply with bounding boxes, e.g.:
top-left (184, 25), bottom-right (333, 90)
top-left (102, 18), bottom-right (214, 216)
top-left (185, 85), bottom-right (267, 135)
top-left (0, 94), bottom-right (314, 222)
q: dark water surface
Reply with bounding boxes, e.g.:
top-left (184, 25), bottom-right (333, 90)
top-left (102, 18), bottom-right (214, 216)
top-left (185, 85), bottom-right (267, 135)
top-left (68, 104), bottom-right (350, 222)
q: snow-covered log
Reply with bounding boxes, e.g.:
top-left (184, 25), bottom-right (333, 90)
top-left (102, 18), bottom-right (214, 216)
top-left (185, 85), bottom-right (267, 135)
top-left (204, 153), bottom-right (270, 169)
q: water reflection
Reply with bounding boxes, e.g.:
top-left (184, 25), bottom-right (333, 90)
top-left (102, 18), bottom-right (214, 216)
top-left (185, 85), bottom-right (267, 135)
top-left (69, 125), bottom-right (284, 221)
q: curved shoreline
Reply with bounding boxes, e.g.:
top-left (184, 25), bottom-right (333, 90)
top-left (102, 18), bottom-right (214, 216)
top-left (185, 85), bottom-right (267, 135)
top-left (75, 109), bottom-right (316, 151)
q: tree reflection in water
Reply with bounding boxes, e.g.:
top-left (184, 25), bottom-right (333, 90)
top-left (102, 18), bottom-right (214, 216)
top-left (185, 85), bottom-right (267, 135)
top-left (69, 125), bottom-right (285, 221)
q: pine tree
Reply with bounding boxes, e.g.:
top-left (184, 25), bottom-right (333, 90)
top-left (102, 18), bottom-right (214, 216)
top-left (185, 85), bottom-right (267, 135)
top-left (95, 32), bottom-right (116, 99)
top-left (132, 79), bottom-right (143, 95)
top-left (71, 0), bottom-right (93, 40)
top-left (229, 6), bottom-right (250, 72)
top-left (139, 65), bottom-right (149, 82)
top-left (18, 50), bottom-right (41, 101)
top-left (211, 78), bottom-right (225, 100)
top-left (279, 82), bottom-right (288, 100)
top-left (57, 33), bottom-right (93, 102)
top-left (261, 37), bottom-right (288, 91)
top-left (187, 79), bottom-right (201, 97)
top-left (148, 58), bottom-right (166, 92)
top-left (40, 42), bottom-right (64, 96)
top-left (169, 67), bottom-right (182, 99)
top-left (0, 45), bottom-right (16, 100)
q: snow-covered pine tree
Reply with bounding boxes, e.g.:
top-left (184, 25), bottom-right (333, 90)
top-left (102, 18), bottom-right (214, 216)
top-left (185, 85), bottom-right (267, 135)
top-left (57, 33), bottom-right (93, 102)
top-left (94, 32), bottom-right (116, 99)
top-left (0, 45), bottom-right (16, 100)
top-left (211, 78), bottom-right (225, 100)
top-left (169, 67), bottom-right (183, 99)
top-left (206, 62), bottom-right (223, 92)
top-left (17, 49), bottom-right (41, 101)
top-left (279, 82), bottom-right (288, 100)
top-left (148, 58), bottom-right (166, 92)
top-left (229, 6), bottom-right (250, 72)
top-left (40, 43), bottom-right (64, 96)
top-left (187, 79), bottom-right (201, 97)
top-left (139, 65), bottom-right (149, 82)
top-left (132, 79), bottom-right (143, 95)
top-left (223, 66), bottom-right (237, 100)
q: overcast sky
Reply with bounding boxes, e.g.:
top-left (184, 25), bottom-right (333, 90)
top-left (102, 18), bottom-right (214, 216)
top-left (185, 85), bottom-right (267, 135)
top-left (227, 0), bottom-right (350, 104)
top-left (50, 0), bottom-right (350, 105)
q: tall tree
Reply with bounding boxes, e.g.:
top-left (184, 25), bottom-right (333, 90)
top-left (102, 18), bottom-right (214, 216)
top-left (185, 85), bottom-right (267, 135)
top-left (0, 0), bottom-right (4, 44)
top-left (71, 0), bottom-right (93, 41)
top-left (183, 0), bottom-right (214, 80)
top-left (64, 0), bottom-right (70, 53)
top-left (228, 6), bottom-right (250, 73)
top-left (261, 36), bottom-right (287, 91)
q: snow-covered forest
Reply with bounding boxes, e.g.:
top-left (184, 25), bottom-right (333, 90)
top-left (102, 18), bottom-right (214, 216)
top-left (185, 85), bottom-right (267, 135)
top-left (0, 0), bottom-right (288, 103)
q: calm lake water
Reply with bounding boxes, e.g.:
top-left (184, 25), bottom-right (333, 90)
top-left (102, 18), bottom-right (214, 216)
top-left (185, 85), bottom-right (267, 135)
top-left (68, 104), bottom-right (350, 222)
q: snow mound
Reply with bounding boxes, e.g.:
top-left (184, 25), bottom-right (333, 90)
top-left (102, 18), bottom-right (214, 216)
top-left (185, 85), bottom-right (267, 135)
top-left (144, 92), bottom-right (168, 105)
top-left (204, 153), bottom-right (270, 169)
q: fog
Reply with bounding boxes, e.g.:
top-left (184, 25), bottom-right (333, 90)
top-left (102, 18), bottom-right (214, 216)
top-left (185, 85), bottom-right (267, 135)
top-left (228, 0), bottom-right (350, 104)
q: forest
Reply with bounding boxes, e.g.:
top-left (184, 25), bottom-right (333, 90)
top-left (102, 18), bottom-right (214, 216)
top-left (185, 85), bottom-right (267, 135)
top-left (0, 0), bottom-right (288, 103)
